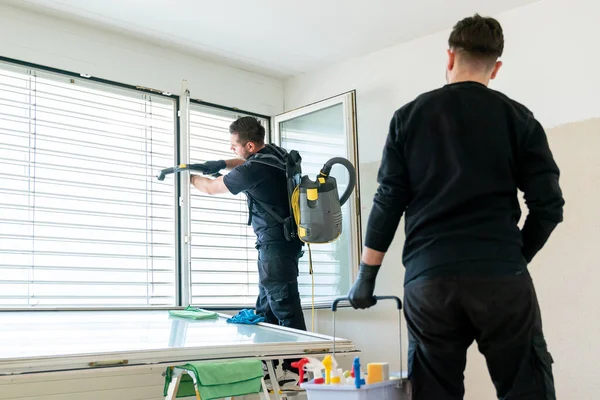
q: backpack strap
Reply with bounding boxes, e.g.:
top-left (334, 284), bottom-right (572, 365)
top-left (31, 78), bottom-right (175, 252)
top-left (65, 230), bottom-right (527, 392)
top-left (246, 192), bottom-right (286, 225)
top-left (248, 145), bottom-right (287, 170)
top-left (243, 145), bottom-right (302, 241)
top-left (247, 156), bottom-right (286, 171)
top-left (264, 143), bottom-right (288, 158)
top-left (244, 145), bottom-right (288, 223)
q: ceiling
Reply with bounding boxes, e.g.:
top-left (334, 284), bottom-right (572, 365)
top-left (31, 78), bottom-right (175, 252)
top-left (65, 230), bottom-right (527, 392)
top-left (6, 0), bottom-right (538, 78)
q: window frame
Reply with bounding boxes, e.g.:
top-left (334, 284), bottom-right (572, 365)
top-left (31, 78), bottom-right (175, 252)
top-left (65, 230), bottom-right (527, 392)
top-left (272, 91), bottom-right (362, 308)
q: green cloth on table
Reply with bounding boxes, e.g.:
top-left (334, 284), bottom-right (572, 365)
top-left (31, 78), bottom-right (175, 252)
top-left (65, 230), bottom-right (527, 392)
top-left (168, 306), bottom-right (218, 320)
top-left (163, 359), bottom-right (264, 399)
top-left (165, 372), bottom-right (197, 398)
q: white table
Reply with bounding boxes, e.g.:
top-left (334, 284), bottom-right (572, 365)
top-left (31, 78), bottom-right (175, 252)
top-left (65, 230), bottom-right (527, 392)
top-left (0, 310), bottom-right (358, 399)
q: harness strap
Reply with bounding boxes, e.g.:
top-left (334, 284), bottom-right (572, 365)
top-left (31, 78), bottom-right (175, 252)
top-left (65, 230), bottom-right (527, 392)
top-left (247, 196), bottom-right (253, 225)
top-left (245, 192), bottom-right (286, 225)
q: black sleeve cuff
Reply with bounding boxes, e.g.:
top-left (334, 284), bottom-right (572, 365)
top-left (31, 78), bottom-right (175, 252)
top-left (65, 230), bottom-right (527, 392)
top-left (521, 218), bottom-right (558, 263)
top-left (363, 201), bottom-right (403, 252)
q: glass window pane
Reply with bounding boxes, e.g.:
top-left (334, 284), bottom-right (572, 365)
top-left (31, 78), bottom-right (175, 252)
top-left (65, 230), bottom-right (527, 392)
top-left (278, 100), bottom-right (357, 304)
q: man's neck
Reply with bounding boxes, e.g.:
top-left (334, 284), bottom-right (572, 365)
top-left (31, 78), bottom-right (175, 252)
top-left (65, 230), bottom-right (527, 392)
top-left (448, 73), bottom-right (490, 87)
top-left (247, 143), bottom-right (266, 159)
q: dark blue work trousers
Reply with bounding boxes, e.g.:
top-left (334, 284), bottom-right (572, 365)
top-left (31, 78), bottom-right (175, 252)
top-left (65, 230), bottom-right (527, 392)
top-left (255, 241), bottom-right (306, 332)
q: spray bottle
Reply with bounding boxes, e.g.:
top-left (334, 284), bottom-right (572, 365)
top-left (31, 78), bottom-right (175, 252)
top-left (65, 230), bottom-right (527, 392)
top-left (290, 358), bottom-right (309, 385)
top-left (303, 357), bottom-right (326, 383)
top-left (353, 357), bottom-right (366, 389)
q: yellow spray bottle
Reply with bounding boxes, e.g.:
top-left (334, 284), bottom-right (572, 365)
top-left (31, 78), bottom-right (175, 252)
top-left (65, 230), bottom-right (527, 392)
top-left (322, 355), bottom-right (333, 384)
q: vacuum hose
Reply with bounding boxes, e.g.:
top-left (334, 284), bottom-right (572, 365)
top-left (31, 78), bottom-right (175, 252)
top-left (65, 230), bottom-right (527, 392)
top-left (157, 164), bottom-right (221, 181)
top-left (319, 157), bottom-right (357, 206)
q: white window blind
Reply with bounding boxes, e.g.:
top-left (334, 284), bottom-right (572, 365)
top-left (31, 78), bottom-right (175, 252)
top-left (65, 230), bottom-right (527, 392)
top-left (0, 62), bottom-right (177, 308)
top-left (188, 104), bottom-right (267, 307)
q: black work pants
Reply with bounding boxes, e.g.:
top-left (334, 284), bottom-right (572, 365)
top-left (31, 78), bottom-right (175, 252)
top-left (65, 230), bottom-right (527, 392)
top-left (255, 242), bottom-right (306, 332)
top-left (404, 271), bottom-right (556, 400)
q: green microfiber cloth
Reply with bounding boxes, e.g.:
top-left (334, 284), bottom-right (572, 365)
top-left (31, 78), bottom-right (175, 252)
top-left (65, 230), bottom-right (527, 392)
top-left (168, 306), bottom-right (218, 320)
top-left (163, 359), bottom-right (264, 399)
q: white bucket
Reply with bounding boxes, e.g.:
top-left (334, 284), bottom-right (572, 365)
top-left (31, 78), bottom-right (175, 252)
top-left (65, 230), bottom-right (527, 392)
top-left (301, 378), bottom-right (411, 400)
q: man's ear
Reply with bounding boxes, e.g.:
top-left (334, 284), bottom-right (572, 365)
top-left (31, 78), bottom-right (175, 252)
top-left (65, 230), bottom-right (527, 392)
top-left (447, 49), bottom-right (456, 71)
top-left (490, 60), bottom-right (503, 80)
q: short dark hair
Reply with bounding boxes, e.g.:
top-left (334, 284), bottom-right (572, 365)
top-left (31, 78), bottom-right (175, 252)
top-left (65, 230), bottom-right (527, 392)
top-left (229, 116), bottom-right (265, 144)
top-left (448, 14), bottom-right (504, 67)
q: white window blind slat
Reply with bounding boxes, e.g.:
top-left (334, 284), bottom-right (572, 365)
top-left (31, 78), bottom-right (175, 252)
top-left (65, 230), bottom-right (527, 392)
top-left (0, 62), bottom-right (177, 308)
top-left (189, 104), bottom-right (265, 307)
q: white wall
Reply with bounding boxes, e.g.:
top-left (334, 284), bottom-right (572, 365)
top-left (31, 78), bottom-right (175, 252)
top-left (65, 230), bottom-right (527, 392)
top-left (285, 0), bottom-right (600, 162)
top-left (285, 0), bottom-right (600, 398)
top-left (0, 4), bottom-right (283, 117)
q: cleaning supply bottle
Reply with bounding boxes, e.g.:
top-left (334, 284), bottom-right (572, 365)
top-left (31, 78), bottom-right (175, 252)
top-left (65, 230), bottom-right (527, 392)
top-left (303, 357), bottom-right (325, 383)
top-left (290, 358), bottom-right (309, 385)
top-left (353, 357), bottom-right (366, 389)
top-left (322, 355), bottom-right (333, 384)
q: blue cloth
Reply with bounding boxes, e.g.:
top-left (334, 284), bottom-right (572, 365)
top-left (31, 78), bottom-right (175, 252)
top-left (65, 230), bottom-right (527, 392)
top-left (226, 309), bottom-right (265, 325)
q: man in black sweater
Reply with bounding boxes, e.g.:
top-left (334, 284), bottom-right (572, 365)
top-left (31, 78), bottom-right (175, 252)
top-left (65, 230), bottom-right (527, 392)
top-left (348, 14), bottom-right (564, 400)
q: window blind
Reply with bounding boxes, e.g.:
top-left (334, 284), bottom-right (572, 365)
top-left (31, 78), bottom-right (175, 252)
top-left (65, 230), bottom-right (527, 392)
top-left (188, 104), bottom-right (267, 307)
top-left (0, 62), bottom-right (177, 307)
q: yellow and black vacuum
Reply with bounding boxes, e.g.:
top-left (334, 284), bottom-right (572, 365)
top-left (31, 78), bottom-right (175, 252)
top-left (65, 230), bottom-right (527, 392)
top-left (292, 157), bottom-right (357, 244)
top-left (248, 144), bottom-right (357, 245)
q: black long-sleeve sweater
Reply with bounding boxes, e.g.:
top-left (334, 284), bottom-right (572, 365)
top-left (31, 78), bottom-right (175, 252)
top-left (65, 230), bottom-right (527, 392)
top-left (365, 81), bottom-right (565, 283)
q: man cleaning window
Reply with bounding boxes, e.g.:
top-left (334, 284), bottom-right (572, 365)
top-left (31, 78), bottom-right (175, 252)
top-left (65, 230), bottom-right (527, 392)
top-left (190, 116), bottom-right (305, 388)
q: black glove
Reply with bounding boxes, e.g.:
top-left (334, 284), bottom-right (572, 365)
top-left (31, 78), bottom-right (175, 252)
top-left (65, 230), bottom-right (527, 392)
top-left (348, 262), bottom-right (380, 309)
top-left (200, 160), bottom-right (226, 175)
